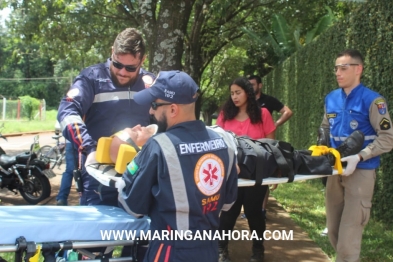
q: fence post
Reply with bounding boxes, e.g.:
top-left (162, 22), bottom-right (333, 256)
top-left (41, 99), bottom-right (46, 121)
top-left (17, 98), bottom-right (21, 120)
top-left (1, 96), bottom-right (5, 121)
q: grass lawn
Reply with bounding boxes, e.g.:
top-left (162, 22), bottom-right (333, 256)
top-left (1, 110), bottom-right (58, 135)
top-left (272, 179), bottom-right (393, 262)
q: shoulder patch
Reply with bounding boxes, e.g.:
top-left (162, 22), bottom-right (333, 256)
top-left (375, 98), bottom-right (387, 115)
top-left (127, 160), bottom-right (139, 175)
top-left (66, 88), bottom-right (80, 99)
top-left (142, 75), bottom-right (154, 88)
top-left (380, 118), bottom-right (391, 130)
top-left (194, 153), bottom-right (225, 196)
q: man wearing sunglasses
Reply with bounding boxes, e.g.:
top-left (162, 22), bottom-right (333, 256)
top-left (321, 49), bottom-right (393, 262)
top-left (57, 27), bottom-right (155, 207)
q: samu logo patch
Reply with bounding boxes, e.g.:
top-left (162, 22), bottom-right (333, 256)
top-left (194, 153), bottom-right (224, 196)
top-left (127, 160), bottom-right (139, 175)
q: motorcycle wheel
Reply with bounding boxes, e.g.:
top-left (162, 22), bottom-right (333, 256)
top-left (19, 171), bottom-right (52, 205)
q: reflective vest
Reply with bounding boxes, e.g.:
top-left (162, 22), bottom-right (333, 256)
top-left (325, 84), bottom-right (380, 169)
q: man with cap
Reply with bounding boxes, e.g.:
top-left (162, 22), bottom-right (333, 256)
top-left (117, 70), bottom-right (238, 262)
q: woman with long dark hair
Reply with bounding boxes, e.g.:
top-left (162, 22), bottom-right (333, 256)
top-left (216, 77), bottom-right (275, 262)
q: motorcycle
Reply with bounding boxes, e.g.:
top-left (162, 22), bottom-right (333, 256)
top-left (0, 132), bottom-right (56, 205)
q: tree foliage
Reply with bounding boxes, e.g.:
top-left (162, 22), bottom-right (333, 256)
top-left (2, 0), bottom-right (279, 117)
top-left (241, 0), bottom-right (353, 77)
top-left (1, 0), bottom-right (355, 117)
top-left (0, 30), bottom-right (67, 108)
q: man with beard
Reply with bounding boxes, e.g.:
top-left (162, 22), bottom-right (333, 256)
top-left (248, 75), bottom-right (292, 127)
top-left (117, 70), bottom-right (238, 262)
top-left (57, 28), bottom-right (155, 206)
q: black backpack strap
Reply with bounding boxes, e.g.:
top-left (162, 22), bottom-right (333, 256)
top-left (259, 139), bottom-right (295, 182)
top-left (241, 137), bottom-right (265, 185)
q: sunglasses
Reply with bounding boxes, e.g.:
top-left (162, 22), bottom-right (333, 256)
top-left (334, 63), bottom-right (359, 73)
top-left (111, 57), bottom-right (141, 72)
top-left (151, 101), bottom-right (172, 110)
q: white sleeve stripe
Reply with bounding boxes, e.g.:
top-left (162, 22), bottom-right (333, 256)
top-left (222, 201), bottom-right (235, 212)
top-left (60, 115), bottom-right (84, 132)
top-left (93, 91), bottom-right (137, 103)
top-left (154, 134), bottom-right (190, 231)
top-left (118, 194), bottom-right (144, 218)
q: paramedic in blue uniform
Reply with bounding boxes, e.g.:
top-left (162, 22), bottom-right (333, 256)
top-left (321, 49), bottom-right (393, 262)
top-left (57, 28), bottom-right (155, 206)
top-left (117, 71), bottom-right (238, 262)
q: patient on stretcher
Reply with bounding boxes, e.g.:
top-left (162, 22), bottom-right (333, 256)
top-left (85, 125), bottom-right (365, 188)
top-left (109, 124), bottom-right (158, 163)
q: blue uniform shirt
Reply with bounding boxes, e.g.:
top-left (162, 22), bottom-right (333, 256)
top-left (120, 120), bottom-right (238, 233)
top-left (58, 58), bottom-right (154, 154)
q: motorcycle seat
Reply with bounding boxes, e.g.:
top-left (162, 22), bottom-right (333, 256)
top-left (0, 154), bottom-right (17, 166)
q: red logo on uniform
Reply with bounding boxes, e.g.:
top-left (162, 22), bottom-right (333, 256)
top-left (203, 163), bottom-right (219, 186)
top-left (194, 154), bottom-right (225, 196)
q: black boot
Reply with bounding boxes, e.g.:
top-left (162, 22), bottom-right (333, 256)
top-left (336, 130), bottom-right (364, 158)
top-left (250, 247), bottom-right (264, 262)
top-left (327, 130), bottom-right (365, 165)
top-left (317, 127), bottom-right (330, 146)
top-left (218, 246), bottom-right (231, 262)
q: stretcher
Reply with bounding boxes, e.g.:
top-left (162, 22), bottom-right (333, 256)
top-left (238, 171), bottom-right (339, 187)
top-left (86, 162), bottom-right (337, 189)
top-left (0, 135), bottom-right (340, 262)
top-left (87, 136), bottom-right (340, 189)
top-left (0, 206), bottom-right (150, 262)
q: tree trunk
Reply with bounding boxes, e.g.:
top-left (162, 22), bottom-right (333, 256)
top-left (139, 0), bottom-right (195, 74)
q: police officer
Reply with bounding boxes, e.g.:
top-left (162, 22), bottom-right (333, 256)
top-left (57, 28), bottom-right (155, 206)
top-left (321, 49), bottom-right (393, 261)
top-left (118, 71), bottom-right (238, 262)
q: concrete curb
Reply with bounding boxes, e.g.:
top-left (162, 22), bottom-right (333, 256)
top-left (3, 131), bottom-right (54, 137)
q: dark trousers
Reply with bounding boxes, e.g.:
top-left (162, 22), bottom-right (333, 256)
top-left (219, 185), bottom-right (268, 252)
top-left (293, 150), bottom-right (333, 175)
top-left (80, 161), bottom-right (119, 206)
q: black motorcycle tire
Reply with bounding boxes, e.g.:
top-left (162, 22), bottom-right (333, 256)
top-left (19, 171), bottom-right (51, 205)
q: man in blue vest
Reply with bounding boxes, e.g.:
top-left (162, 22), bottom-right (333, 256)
top-left (118, 71), bottom-right (238, 262)
top-left (321, 49), bottom-right (393, 262)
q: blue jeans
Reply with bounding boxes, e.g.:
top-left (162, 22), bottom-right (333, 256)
top-left (56, 142), bottom-right (76, 204)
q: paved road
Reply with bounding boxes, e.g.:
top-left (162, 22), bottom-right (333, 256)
top-left (1, 131), bottom-right (59, 152)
